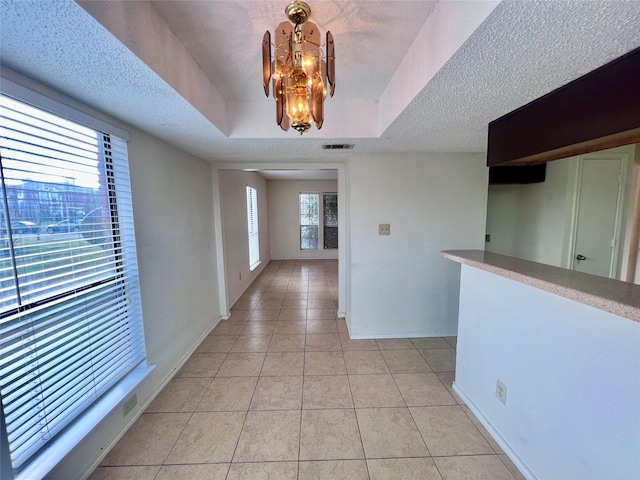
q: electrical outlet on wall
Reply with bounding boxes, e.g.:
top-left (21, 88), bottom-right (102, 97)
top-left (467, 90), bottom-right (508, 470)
top-left (378, 224), bottom-right (390, 235)
top-left (496, 379), bottom-right (507, 405)
top-left (123, 394), bottom-right (137, 417)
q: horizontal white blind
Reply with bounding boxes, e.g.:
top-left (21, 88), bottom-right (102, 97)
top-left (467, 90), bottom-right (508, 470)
top-left (0, 94), bottom-right (145, 475)
top-left (246, 186), bottom-right (259, 270)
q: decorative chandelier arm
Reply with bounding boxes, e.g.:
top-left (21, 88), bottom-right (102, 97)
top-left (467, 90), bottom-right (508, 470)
top-left (262, 31), bottom-right (272, 97)
top-left (326, 31), bottom-right (335, 97)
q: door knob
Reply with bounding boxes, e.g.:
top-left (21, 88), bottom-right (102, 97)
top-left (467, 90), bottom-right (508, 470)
top-left (576, 255), bottom-right (586, 261)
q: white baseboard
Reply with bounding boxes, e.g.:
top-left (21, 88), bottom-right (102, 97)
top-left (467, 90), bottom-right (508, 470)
top-left (79, 315), bottom-right (223, 480)
top-left (452, 383), bottom-right (537, 480)
top-left (348, 332), bottom-right (455, 339)
top-left (270, 254), bottom-right (339, 261)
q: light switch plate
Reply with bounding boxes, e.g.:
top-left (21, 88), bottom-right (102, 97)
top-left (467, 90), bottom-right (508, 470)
top-left (378, 224), bottom-right (390, 235)
top-left (496, 379), bottom-right (507, 405)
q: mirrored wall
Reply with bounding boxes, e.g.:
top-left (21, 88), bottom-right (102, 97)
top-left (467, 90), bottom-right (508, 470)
top-left (485, 143), bottom-right (639, 283)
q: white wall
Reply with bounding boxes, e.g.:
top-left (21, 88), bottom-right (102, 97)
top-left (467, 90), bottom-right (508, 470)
top-left (347, 153), bottom-right (487, 338)
top-left (219, 170), bottom-right (270, 308)
top-left (454, 265), bottom-right (640, 480)
top-left (48, 120), bottom-right (221, 478)
top-left (128, 130), bottom-right (220, 367)
top-left (268, 179), bottom-right (339, 260)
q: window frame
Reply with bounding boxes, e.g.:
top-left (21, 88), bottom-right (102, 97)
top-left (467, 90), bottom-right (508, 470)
top-left (322, 192), bottom-right (338, 250)
top-left (299, 192), bottom-right (338, 251)
top-left (299, 192), bottom-right (320, 250)
top-left (0, 79), bottom-right (148, 480)
top-left (246, 185), bottom-right (260, 270)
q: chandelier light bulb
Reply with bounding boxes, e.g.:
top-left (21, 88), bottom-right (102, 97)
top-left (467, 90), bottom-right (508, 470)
top-left (286, 67), bottom-right (311, 134)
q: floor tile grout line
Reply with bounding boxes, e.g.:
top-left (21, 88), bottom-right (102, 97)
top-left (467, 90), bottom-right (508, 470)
top-left (297, 321), bottom-right (307, 480)
top-left (342, 346), bottom-right (370, 474)
top-left (118, 455), bottom-right (485, 468)
top-left (172, 404), bottom-right (487, 413)
top-left (187, 376), bottom-right (215, 415)
top-left (226, 276), bottom-right (278, 470)
top-left (431, 369), bottom-right (460, 406)
top-left (497, 455), bottom-right (521, 480)
top-left (156, 404), bottom-right (197, 470)
top-left (405, 406), bottom-right (434, 460)
top-left (155, 335), bottom-right (244, 470)
top-left (457, 403), bottom-right (501, 455)
top-left (385, 356), bottom-right (413, 411)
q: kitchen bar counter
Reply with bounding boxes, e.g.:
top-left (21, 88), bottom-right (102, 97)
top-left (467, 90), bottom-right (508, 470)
top-left (441, 249), bottom-right (640, 322)
top-left (442, 249), bottom-right (640, 479)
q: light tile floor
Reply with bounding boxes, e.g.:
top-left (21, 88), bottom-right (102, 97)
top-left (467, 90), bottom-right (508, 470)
top-left (91, 259), bottom-right (526, 480)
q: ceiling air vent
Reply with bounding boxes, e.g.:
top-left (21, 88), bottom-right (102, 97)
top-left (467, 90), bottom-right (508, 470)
top-left (322, 144), bottom-right (354, 150)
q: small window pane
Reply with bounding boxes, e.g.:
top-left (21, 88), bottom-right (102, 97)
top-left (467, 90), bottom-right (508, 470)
top-left (323, 193), bottom-right (338, 249)
top-left (323, 194), bottom-right (338, 226)
top-left (300, 225), bottom-right (318, 250)
top-left (300, 193), bottom-right (319, 250)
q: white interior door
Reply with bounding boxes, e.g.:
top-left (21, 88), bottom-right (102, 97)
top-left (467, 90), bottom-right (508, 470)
top-left (572, 155), bottom-right (626, 277)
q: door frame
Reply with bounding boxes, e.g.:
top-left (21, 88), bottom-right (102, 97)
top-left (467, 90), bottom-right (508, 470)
top-left (213, 162), bottom-right (347, 319)
top-left (567, 153), bottom-right (629, 277)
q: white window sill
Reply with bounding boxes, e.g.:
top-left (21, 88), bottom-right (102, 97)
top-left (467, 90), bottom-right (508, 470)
top-left (250, 261), bottom-right (261, 272)
top-left (15, 365), bottom-right (154, 480)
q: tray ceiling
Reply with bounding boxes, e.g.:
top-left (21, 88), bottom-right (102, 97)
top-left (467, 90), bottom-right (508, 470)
top-left (1, 0), bottom-right (639, 162)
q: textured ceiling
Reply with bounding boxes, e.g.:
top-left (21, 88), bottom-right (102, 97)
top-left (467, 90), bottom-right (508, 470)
top-left (1, 0), bottom-right (639, 164)
top-left (152, 1), bottom-right (438, 102)
top-left (257, 169), bottom-right (338, 180)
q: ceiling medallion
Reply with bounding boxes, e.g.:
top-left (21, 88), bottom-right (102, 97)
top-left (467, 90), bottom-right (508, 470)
top-left (262, 1), bottom-right (335, 135)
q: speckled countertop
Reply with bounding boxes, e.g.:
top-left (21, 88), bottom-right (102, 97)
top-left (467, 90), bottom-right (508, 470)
top-left (441, 250), bottom-right (640, 323)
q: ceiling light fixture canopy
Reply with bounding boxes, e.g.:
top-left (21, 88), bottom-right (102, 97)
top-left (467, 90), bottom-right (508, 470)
top-left (262, 1), bottom-right (335, 135)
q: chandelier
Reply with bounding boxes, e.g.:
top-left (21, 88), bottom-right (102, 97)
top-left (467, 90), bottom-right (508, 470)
top-left (262, 1), bottom-right (335, 135)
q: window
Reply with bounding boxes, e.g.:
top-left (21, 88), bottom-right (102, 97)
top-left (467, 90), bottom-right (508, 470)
top-left (0, 93), bottom-right (145, 478)
top-left (323, 193), bottom-right (338, 249)
top-left (300, 193), bottom-right (319, 249)
top-left (246, 186), bottom-right (259, 270)
top-left (300, 193), bottom-right (338, 250)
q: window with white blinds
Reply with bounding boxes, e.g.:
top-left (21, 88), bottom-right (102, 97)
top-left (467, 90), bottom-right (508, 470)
top-left (246, 186), bottom-right (260, 270)
top-left (0, 94), bottom-right (145, 477)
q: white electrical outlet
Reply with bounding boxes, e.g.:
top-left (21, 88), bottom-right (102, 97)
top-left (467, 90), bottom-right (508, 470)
top-left (496, 379), bottom-right (507, 405)
top-left (378, 224), bottom-right (390, 235)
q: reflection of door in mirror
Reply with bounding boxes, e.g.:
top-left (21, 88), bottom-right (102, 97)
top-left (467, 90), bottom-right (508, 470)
top-left (484, 143), bottom-right (638, 282)
top-left (570, 155), bottom-right (626, 278)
